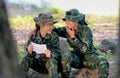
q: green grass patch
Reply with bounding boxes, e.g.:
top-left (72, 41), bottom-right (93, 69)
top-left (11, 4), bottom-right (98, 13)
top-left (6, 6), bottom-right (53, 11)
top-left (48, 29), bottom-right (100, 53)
top-left (98, 50), bottom-right (116, 61)
top-left (17, 48), bottom-right (25, 60)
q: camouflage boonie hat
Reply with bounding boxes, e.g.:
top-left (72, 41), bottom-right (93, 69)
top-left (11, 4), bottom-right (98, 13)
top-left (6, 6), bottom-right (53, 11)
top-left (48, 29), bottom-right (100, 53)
top-left (34, 13), bottom-right (57, 25)
top-left (63, 9), bottom-right (85, 22)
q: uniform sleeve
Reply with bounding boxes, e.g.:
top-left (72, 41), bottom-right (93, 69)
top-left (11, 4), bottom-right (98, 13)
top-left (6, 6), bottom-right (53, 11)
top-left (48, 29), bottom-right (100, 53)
top-left (25, 37), bottom-right (32, 52)
top-left (67, 27), bottom-right (93, 54)
top-left (25, 35), bottom-right (36, 57)
top-left (53, 27), bottom-right (66, 38)
top-left (50, 33), bottom-right (61, 59)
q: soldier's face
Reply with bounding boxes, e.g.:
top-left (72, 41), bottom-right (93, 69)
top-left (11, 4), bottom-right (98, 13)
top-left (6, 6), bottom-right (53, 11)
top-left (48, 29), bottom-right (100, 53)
top-left (65, 19), bottom-right (77, 29)
top-left (45, 23), bottom-right (53, 34)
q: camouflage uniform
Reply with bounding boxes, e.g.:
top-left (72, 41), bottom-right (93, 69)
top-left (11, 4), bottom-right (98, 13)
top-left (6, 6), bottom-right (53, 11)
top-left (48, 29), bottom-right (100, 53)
top-left (20, 14), bottom-right (61, 78)
top-left (53, 9), bottom-right (109, 78)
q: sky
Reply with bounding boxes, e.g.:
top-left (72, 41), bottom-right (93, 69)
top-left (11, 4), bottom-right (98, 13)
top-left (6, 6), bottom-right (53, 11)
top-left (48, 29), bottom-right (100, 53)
top-left (7, 0), bottom-right (119, 15)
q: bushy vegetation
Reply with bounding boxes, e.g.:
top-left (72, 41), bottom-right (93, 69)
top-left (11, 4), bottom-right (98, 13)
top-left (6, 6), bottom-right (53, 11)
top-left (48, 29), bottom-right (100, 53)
top-left (98, 50), bottom-right (116, 61)
top-left (9, 7), bottom-right (118, 28)
top-left (9, 15), bottom-right (35, 29)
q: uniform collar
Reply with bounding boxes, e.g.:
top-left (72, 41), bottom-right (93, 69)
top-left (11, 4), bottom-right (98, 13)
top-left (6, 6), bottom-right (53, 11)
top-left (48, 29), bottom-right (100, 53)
top-left (75, 24), bottom-right (81, 33)
top-left (36, 30), bottom-right (50, 39)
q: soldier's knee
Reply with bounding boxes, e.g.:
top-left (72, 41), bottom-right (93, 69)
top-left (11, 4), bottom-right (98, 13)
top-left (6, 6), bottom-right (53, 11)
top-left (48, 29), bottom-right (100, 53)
top-left (98, 56), bottom-right (109, 69)
top-left (52, 58), bottom-right (58, 65)
top-left (46, 59), bottom-right (58, 67)
top-left (61, 53), bottom-right (71, 72)
top-left (62, 53), bottom-right (71, 63)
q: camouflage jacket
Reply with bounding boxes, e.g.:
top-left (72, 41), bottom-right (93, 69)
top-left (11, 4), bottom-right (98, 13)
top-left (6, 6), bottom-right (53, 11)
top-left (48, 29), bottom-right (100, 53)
top-left (53, 24), bottom-right (98, 55)
top-left (26, 30), bottom-right (61, 59)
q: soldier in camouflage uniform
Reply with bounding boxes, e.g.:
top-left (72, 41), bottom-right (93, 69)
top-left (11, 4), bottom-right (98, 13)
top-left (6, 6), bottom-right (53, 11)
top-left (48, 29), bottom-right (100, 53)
top-left (20, 13), bottom-right (61, 78)
top-left (53, 9), bottom-right (109, 78)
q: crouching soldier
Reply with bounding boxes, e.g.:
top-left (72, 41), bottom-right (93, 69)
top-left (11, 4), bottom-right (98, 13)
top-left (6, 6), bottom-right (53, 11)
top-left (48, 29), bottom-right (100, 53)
top-left (20, 13), bottom-right (61, 78)
top-left (53, 9), bottom-right (109, 78)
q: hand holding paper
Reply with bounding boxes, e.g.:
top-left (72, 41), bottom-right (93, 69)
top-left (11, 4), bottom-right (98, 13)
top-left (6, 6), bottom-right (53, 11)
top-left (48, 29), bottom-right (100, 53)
top-left (28, 44), bottom-right (33, 54)
top-left (31, 42), bottom-right (47, 54)
top-left (44, 50), bottom-right (51, 58)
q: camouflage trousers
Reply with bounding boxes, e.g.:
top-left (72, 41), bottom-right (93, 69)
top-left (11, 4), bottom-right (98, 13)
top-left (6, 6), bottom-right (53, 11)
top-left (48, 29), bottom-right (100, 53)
top-left (20, 54), bottom-right (59, 78)
top-left (62, 52), bottom-right (109, 78)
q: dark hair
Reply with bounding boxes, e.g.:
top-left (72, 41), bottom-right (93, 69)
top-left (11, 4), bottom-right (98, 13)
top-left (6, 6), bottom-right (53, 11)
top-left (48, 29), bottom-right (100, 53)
top-left (34, 24), bottom-right (40, 37)
top-left (78, 20), bottom-right (88, 25)
top-left (78, 16), bottom-right (88, 25)
top-left (36, 24), bottom-right (40, 31)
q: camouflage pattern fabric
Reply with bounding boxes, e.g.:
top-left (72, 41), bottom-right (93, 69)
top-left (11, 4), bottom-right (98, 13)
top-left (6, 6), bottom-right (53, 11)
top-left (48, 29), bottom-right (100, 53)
top-left (34, 13), bottom-right (57, 25)
top-left (20, 31), bottom-right (61, 78)
top-left (62, 9), bottom-right (85, 22)
top-left (53, 24), bottom-right (109, 78)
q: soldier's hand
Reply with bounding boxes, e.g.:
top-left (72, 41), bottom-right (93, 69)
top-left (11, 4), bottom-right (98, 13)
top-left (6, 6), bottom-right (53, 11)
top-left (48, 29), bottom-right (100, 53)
top-left (44, 50), bottom-right (51, 58)
top-left (66, 27), bottom-right (75, 38)
top-left (28, 44), bottom-right (33, 54)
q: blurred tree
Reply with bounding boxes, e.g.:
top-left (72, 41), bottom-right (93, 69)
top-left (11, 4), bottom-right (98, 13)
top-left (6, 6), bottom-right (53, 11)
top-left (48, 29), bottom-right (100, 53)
top-left (0, 0), bottom-right (22, 78)
top-left (48, 7), bottom-right (64, 19)
top-left (115, 0), bottom-right (120, 77)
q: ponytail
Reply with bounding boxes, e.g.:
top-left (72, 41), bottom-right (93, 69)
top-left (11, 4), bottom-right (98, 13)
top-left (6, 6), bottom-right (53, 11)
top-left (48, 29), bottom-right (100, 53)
top-left (78, 15), bottom-right (88, 25)
top-left (36, 24), bottom-right (40, 31)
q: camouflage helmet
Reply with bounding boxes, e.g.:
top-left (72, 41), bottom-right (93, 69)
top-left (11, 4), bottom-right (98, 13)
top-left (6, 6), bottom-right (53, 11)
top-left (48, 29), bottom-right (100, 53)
top-left (63, 9), bottom-right (85, 22)
top-left (34, 13), bottom-right (57, 25)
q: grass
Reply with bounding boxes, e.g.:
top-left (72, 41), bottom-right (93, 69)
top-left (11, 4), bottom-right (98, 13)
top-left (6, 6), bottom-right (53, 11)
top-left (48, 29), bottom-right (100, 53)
top-left (98, 50), bottom-right (116, 62)
top-left (17, 48), bottom-right (25, 60)
top-left (94, 42), bottom-right (116, 62)
top-left (9, 14), bottom-right (118, 29)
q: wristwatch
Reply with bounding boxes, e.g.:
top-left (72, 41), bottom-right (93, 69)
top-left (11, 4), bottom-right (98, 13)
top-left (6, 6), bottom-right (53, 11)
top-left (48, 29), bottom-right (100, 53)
top-left (72, 37), bottom-right (77, 42)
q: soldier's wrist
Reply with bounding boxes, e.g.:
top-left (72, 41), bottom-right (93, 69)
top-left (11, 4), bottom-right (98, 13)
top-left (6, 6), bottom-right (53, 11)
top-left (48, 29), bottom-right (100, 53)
top-left (71, 37), bottom-right (77, 42)
top-left (28, 51), bottom-right (36, 57)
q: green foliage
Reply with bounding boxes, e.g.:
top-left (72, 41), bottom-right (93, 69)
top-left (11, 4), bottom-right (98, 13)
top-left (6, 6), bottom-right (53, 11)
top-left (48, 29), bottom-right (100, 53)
top-left (47, 7), bottom-right (66, 27)
top-left (93, 42), bottom-right (99, 48)
top-left (98, 50), bottom-right (116, 61)
top-left (17, 48), bottom-right (24, 60)
top-left (9, 15), bottom-right (35, 28)
top-left (94, 42), bottom-right (116, 61)
top-left (48, 7), bottom-right (64, 19)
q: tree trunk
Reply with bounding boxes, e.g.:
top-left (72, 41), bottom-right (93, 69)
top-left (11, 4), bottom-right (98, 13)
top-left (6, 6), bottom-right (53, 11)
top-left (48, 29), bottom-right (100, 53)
top-left (0, 0), bottom-right (22, 78)
top-left (115, 0), bottom-right (120, 78)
